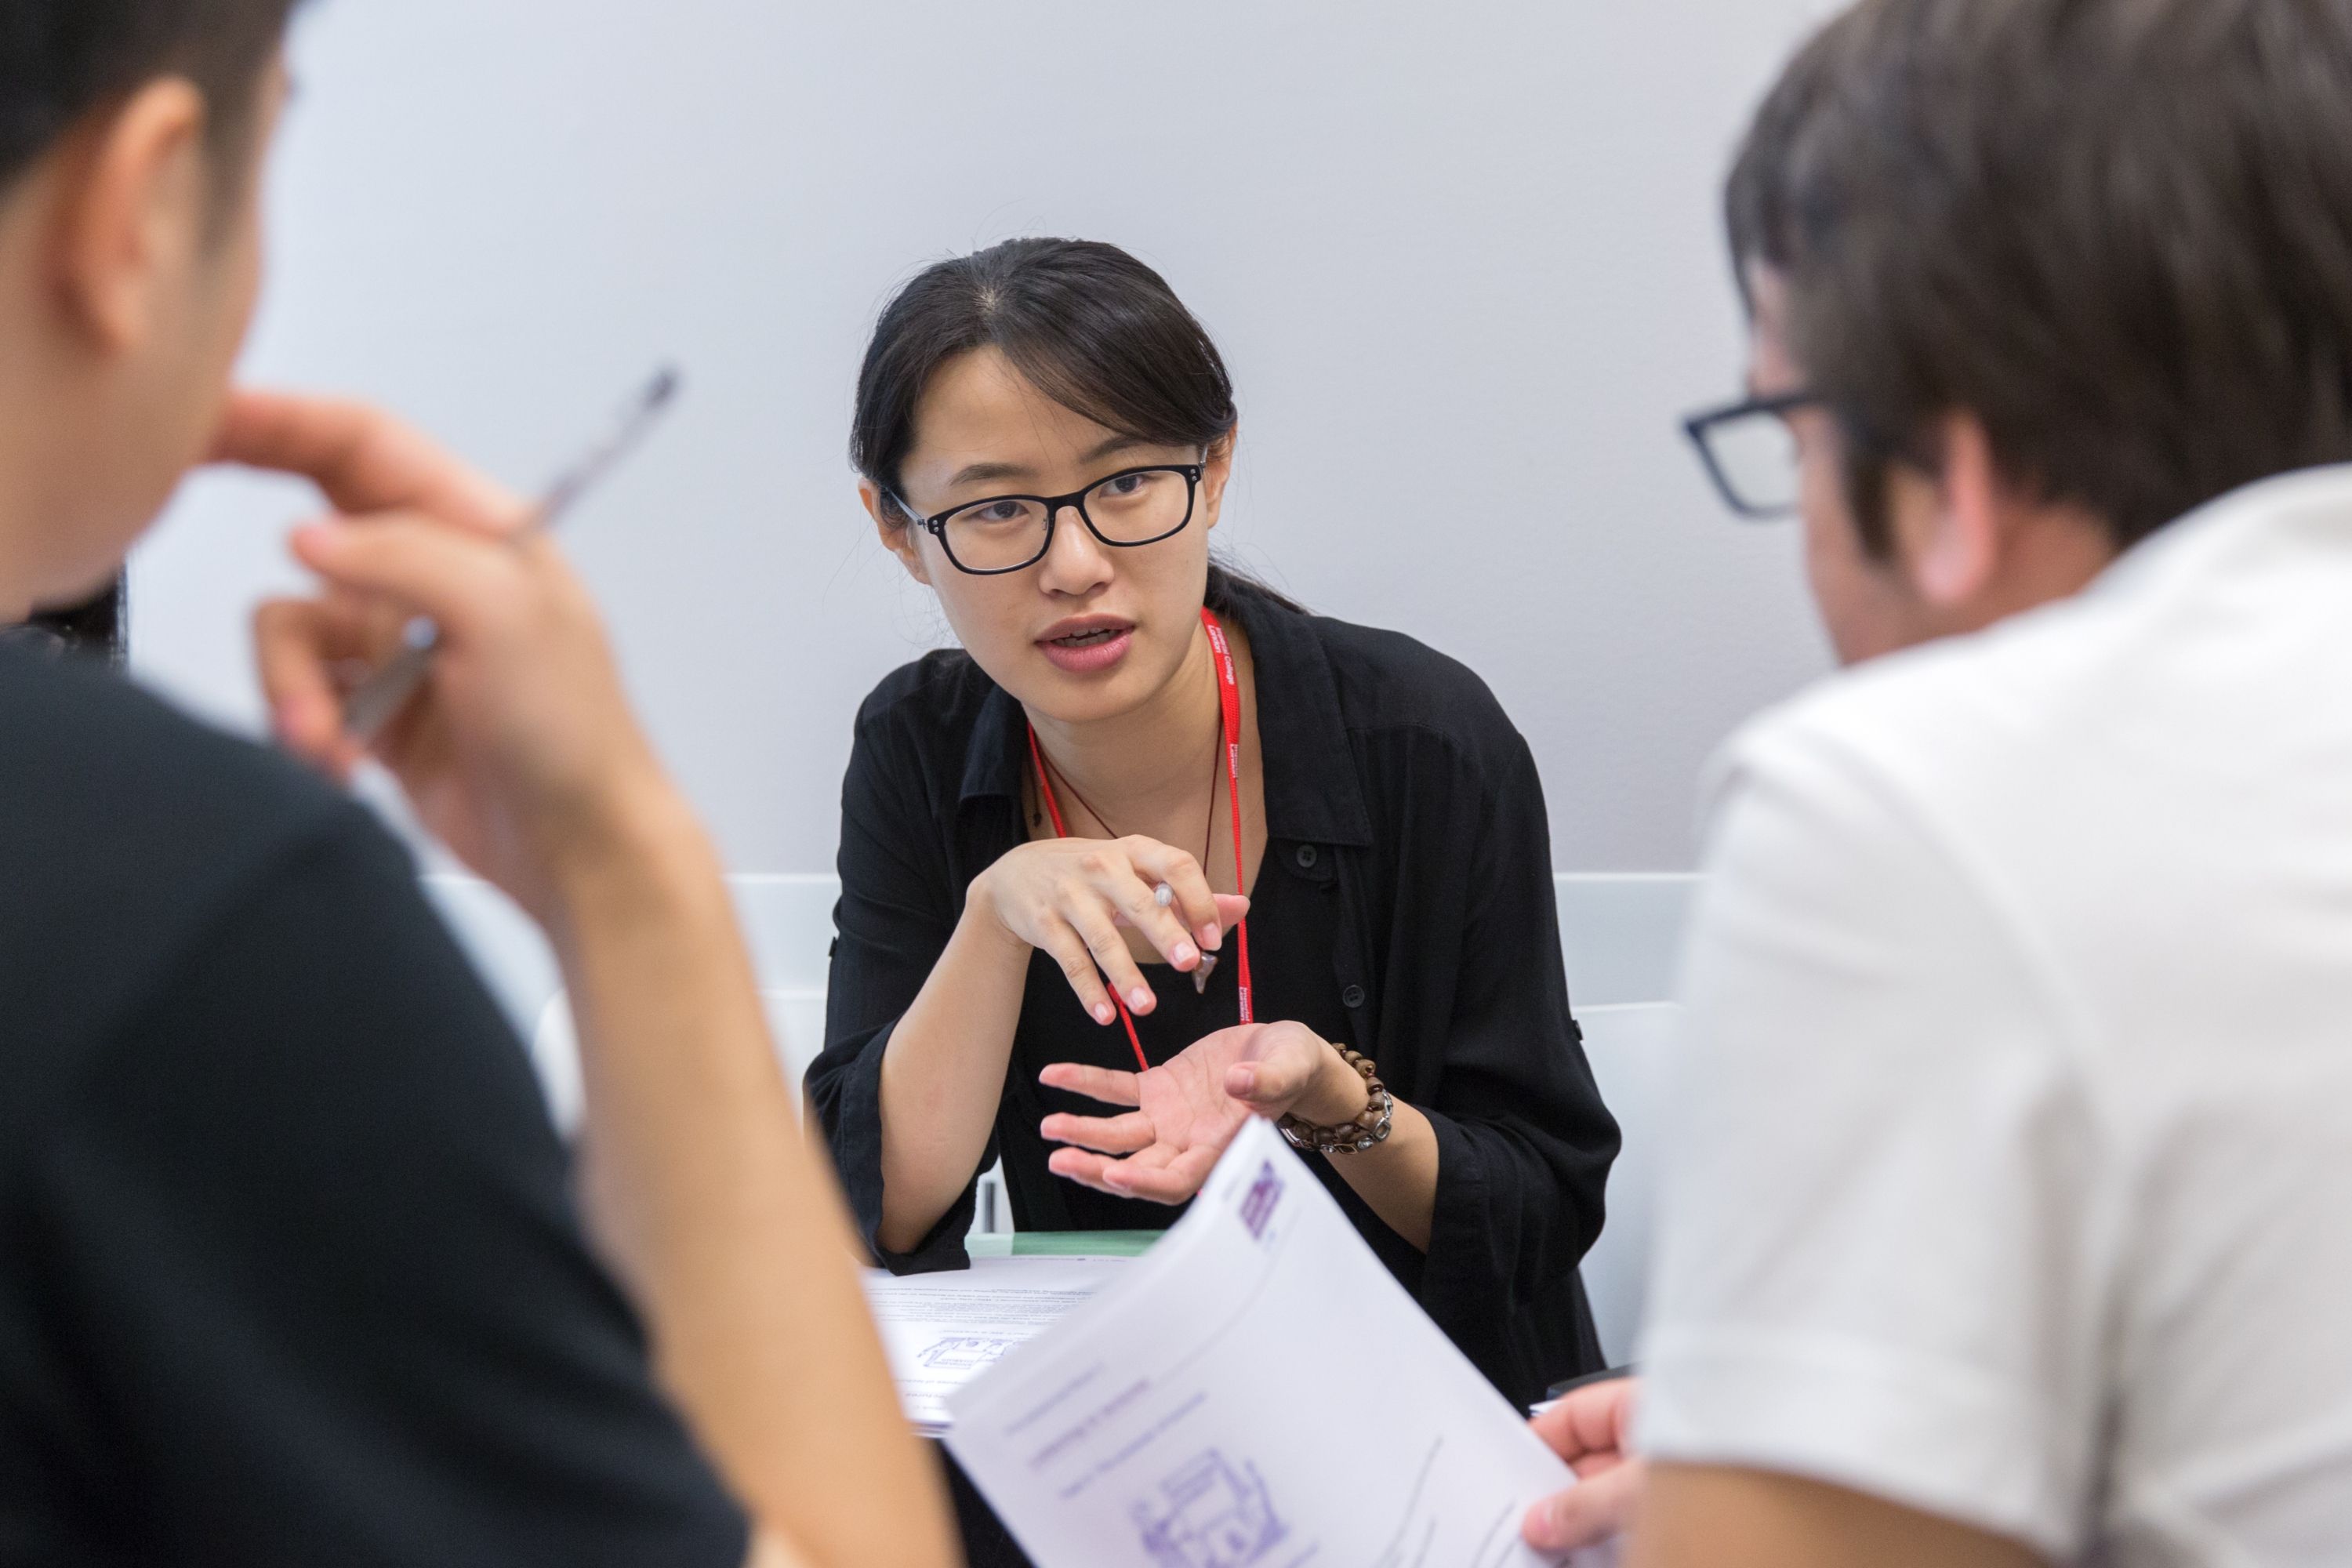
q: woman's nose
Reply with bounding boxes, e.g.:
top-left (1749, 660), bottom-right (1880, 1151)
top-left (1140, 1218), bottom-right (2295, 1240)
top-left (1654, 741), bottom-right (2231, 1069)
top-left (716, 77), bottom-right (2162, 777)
top-left (1036, 502), bottom-right (1113, 595)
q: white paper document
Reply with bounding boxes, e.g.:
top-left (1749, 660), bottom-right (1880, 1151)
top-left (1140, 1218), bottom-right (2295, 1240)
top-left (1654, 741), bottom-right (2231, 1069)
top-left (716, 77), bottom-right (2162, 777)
top-left (864, 1257), bottom-right (1131, 1436)
top-left (944, 1118), bottom-right (1601, 1567)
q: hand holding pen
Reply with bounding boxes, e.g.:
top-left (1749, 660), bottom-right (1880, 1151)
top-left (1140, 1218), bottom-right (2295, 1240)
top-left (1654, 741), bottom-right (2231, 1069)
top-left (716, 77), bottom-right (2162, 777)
top-left (222, 378), bottom-right (688, 920)
top-left (336, 371), bottom-right (677, 739)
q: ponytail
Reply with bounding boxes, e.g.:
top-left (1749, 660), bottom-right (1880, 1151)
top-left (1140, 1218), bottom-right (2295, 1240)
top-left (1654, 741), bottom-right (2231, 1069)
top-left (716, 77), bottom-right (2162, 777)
top-left (1205, 561), bottom-right (1305, 617)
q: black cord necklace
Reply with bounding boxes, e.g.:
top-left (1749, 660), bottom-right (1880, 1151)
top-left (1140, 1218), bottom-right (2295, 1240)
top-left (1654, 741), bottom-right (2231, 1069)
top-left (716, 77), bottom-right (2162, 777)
top-left (1033, 707), bottom-right (1229, 995)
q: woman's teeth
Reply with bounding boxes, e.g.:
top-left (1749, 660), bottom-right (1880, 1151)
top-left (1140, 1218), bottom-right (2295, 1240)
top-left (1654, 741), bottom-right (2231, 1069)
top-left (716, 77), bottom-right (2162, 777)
top-left (1053, 628), bottom-right (1122, 647)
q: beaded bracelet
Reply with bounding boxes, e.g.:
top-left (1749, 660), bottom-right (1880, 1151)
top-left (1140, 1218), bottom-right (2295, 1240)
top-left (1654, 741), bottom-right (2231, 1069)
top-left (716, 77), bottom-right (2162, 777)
top-left (1277, 1047), bottom-right (1395, 1155)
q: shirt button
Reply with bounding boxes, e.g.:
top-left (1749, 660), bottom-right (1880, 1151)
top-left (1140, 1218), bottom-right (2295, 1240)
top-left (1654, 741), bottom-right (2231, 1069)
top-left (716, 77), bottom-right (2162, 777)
top-left (1295, 844), bottom-right (1319, 870)
top-left (1342, 984), bottom-right (1367, 1009)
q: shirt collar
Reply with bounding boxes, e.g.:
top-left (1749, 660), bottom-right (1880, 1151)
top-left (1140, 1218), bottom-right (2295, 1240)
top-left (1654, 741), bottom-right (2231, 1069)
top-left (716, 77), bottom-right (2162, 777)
top-left (958, 588), bottom-right (1374, 848)
top-left (961, 681), bottom-right (1028, 807)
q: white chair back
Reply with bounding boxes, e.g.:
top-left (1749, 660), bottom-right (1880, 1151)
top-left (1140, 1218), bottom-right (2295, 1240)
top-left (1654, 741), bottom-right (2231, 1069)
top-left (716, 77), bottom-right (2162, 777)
top-left (1575, 1001), bottom-right (1684, 1366)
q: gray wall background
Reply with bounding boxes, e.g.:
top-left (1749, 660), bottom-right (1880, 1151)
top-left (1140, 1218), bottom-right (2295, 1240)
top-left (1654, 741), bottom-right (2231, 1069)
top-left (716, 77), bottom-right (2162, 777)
top-left (133, 0), bottom-right (1840, 874)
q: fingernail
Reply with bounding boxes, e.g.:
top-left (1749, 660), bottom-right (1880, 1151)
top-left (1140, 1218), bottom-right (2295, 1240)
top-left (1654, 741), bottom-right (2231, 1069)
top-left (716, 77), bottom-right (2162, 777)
top-left (1173, 941), bottom-right (1200, 967)
top-left (1128, 986), bottom-right (1152, 1012)
top-left (1201, 923), bottom-right (1222, 949)
top-left (1094, 1002), bottom-right (1116, 1025)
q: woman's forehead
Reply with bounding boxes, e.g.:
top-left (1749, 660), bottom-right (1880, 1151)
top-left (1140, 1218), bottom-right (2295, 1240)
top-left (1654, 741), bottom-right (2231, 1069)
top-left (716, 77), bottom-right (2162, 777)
top-left (909, 350), bottom-right (1115, 472)
top-left (904, 347), bottom-right (1181, 495)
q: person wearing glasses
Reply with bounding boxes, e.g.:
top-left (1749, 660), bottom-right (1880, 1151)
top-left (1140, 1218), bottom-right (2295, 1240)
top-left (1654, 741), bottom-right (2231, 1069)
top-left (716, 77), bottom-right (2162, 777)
top-left (807, 240), bottom-right (1619, 1432)
top-left (1519, 2), bottom-right (2352, 1564)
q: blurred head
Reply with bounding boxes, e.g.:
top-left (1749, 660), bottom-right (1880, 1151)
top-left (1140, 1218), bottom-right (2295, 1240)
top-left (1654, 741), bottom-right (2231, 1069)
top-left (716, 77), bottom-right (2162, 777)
top-left (0, 0), bottom-right (297, 618)
top-left (1724, 0), bottom-right (2352, 664)
top-left (853, 238), bottom-right (1245, 726)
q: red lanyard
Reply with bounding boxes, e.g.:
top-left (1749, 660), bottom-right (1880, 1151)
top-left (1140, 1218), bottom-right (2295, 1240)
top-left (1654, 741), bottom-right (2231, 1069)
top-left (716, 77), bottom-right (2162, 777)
top-left (1027, 607), bottom-right (1254, 1071)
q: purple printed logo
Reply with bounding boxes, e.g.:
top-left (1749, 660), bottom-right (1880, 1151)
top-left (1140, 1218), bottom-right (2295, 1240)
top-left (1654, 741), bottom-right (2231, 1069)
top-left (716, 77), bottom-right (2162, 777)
top-left (1239, 1161), bottom-right (1283, 1240)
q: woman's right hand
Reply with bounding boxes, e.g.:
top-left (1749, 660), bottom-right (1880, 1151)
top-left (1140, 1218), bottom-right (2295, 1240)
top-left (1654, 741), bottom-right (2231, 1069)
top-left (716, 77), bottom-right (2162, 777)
top-left (968, 837), bottom-right (1249, 1026)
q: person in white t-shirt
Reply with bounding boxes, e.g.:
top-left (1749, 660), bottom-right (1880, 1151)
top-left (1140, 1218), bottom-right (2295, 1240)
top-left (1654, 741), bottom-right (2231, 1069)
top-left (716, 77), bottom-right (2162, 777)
top-left (1521, 2), bottom-right (2352, 1565)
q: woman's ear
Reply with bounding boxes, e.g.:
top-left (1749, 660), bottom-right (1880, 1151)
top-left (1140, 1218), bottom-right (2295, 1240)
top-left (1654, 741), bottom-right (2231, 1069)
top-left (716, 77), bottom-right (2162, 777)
top-left (861, 480), bottom-right (931, 586)
top-left (1896, 413), bottom-right (2002, 608)
top-left (1198, 427), bottom-right (1239, 534)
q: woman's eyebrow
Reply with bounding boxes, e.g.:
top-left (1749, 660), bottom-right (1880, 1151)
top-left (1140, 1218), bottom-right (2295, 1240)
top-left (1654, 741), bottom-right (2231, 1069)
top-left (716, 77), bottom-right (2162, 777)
top-left (1080, 434), bottom-right (1156, 463)
top-left (944, 437), bottom-right (1158, 491)
top-left (945, 459), bottom-right (1033, 488)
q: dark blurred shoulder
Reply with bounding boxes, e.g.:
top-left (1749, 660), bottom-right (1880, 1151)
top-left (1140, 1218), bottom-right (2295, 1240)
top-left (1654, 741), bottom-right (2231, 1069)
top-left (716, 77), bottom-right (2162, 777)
top-left (0, 649), bottom-right (380, 1058)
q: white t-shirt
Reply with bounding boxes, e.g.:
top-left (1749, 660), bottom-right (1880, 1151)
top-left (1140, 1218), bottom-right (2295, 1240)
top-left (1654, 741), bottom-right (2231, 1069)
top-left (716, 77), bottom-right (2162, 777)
top-left (1639, 466), bottom-right (2352, 1564)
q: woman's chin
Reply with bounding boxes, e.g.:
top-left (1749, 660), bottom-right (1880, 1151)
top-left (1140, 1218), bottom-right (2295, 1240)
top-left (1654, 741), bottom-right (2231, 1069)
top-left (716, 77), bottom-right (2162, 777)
top-left (1011, 641), bottom-right (1189, 724)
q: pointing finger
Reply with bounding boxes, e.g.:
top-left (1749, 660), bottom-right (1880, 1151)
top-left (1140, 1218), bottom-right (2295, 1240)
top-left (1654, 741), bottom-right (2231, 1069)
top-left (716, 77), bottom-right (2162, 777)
top-left (1122, 839), bottom-right (1223, 947)
top-left (1036, 924), bottom-right (1118, 1025)
top-left (1047, 1148), bottom-right (1131, 1196)
top-left (1103, 1146), bottom-right (1218, 1204)
top-left (1039, 1062), bottom-right (1143, 1108)
top-left (289, 516), bottom-right (526, 641)
top-left (216, 390), bottom-right (523, 532)
top-left (1040, 1111), bottom-right (1155, 1155)
top-left (252, 597), bottom-right (368, 780)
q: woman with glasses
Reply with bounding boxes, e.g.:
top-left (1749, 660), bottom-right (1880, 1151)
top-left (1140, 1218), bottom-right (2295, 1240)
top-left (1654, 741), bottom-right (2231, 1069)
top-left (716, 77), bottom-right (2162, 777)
top-left (806, 239), bottom-right (1619, 1421)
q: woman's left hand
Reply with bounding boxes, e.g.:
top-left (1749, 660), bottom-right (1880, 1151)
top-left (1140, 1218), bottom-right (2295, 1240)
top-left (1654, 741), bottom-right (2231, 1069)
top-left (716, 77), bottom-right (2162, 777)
top-left (1039, 1022), bottom-right (1369, 1203)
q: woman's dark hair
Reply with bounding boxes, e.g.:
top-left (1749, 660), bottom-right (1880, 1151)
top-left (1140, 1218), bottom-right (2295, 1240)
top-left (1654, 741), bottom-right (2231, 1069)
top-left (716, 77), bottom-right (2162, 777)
top-left (852, 237), bottom-right (1296, 615)
top-left (0, 0), bottom-right (301, 194)
top-left (1728, 0), bottom-right (2352, 557)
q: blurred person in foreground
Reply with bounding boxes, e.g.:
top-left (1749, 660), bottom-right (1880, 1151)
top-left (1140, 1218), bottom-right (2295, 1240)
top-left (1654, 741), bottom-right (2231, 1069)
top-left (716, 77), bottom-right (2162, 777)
top-left (0, 4), bottom-right (956, 1565)
top-left (1524, 2), bottom-right (2352, 1564)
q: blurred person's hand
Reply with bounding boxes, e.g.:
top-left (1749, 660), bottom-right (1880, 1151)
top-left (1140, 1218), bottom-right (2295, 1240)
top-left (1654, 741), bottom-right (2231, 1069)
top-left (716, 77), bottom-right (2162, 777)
top-left (225, 390), bottom-right (680, 920)
top-left (1524, 1374), bottom-right (1646, 1553)
top-left (226, 390), bottom-right (961, 1568)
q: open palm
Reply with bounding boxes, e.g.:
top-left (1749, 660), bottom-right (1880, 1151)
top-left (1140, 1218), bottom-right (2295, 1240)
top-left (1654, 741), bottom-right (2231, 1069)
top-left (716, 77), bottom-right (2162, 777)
top-left (1040, 1022), bottom-right (1327, 1204)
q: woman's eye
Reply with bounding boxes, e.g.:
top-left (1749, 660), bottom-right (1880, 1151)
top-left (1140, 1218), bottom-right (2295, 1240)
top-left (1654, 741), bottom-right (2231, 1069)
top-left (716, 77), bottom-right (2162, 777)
top-left (1101, 474), bottom-right (1150, 499)
top-left (970, 501), bottom-right (1028, 524)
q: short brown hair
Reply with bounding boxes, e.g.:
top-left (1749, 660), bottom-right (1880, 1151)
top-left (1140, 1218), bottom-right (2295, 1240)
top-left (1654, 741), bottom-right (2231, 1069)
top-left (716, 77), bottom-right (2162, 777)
top-left (1730, 0), bottom-right (2352, 554)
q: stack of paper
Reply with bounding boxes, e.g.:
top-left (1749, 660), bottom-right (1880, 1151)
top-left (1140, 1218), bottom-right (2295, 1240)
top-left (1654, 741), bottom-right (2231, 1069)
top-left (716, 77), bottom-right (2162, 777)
top-left (942, 1117), bottom-right (1606, 1566)
top-left (863, 1255), bottom-right (1131, 1437)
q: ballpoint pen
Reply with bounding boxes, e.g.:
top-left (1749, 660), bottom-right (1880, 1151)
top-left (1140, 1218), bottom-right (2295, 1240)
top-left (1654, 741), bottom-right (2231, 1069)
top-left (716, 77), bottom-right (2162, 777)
top-left (339, 367), bottom-right (681, 739)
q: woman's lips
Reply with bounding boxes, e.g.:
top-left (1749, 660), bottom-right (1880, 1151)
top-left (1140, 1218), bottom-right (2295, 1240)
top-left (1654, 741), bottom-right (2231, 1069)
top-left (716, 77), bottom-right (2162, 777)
top-left (1037, 622), bottom-right (1135, 675)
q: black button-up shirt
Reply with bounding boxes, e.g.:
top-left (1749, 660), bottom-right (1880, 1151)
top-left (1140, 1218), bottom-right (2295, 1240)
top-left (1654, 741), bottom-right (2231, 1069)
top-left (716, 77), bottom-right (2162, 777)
top-left (808, 584), bottom-right (1621, 1406)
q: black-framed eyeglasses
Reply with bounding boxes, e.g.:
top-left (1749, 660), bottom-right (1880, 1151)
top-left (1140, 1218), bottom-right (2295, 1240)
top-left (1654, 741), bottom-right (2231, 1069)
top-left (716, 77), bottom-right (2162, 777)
top-left (1682, 390), bottom-right (1821, 521)
top-left (895, 463), bottom-right (1207, 576)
